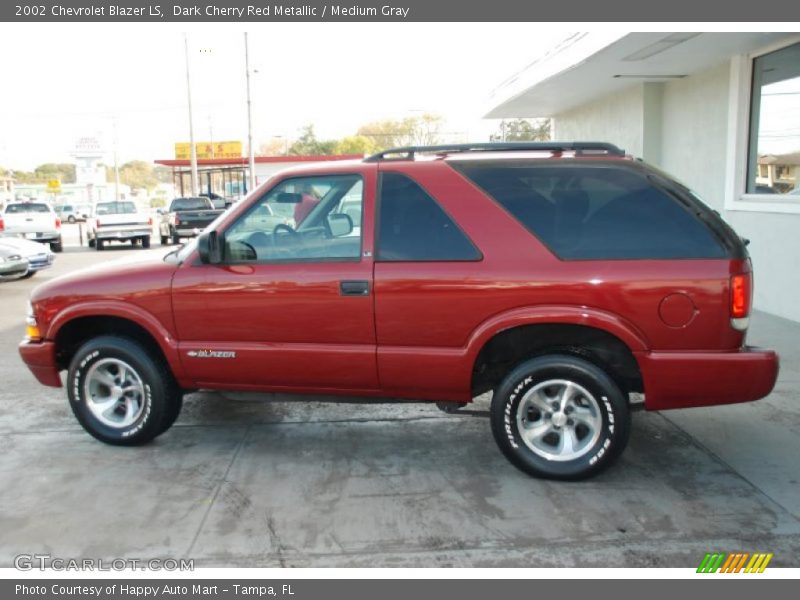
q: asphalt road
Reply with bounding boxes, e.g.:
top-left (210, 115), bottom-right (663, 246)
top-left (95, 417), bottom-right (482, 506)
top-left (1, 228), bottom-right (799, 568)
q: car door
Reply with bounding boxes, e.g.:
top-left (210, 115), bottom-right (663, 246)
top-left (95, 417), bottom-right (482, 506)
top-left (171, 166), bottom-right (378, 392)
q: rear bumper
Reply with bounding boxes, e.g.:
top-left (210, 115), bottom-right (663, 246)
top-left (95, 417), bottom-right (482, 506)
top-left (18, 340), bottom-right (62, 387)
top-left (96, 228), bottom-right (151, 240)
top-left (638, 346), bottom-right (779, 410)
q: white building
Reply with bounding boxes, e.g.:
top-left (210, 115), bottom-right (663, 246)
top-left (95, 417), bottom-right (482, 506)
top-left (486, 33), bottom-right (800, 323)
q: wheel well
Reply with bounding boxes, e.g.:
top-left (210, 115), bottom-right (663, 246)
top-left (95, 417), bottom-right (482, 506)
top-left (472, 324), bottom-right (643, 397)
top-left (54, 316), bottom-right (169, 372)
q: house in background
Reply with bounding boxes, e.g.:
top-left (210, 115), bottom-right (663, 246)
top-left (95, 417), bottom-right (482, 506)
top-left (486, 32), bottom-right (800, 323)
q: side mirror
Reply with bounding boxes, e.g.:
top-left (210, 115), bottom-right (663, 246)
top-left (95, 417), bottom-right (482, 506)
top-left (327, 213), bottom-right (353, 237)
top-left (197, 230), bottom-right (222, 264)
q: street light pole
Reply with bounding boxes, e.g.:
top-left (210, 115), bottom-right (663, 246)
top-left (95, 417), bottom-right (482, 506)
top-left (112, 115), bottom-right (120, 201)
top-left (244, 32), bottom-right (256, 194)
top-left (184, 33), bottom-right (199, 196)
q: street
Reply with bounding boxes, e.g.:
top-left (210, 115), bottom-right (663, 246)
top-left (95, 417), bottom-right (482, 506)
top-left (1, 229), bottom-right (799, 567)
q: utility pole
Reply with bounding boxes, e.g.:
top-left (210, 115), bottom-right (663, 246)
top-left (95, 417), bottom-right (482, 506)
top-left (184, 33), bottom-right (199, 196)
top-left (112, 116), bottom-right (120, 201)
top-left (245, 32), bottom-right (256, 193)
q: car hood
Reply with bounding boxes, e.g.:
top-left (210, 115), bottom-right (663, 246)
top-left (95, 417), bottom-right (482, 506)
top-left (30, 248), bottom-right (179, 307)
top-left (0, 236), bottom-right (52, 256)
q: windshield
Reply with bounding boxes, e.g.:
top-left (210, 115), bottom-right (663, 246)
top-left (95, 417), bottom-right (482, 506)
top-left (5, 203), bottom-right (50, 214)
top-left (96, 201), bottom-right (137, 215)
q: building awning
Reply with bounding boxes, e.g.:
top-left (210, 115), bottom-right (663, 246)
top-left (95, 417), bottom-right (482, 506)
top-left (485, 32), bottom-right (787, 118)
top-left (154, 154), bottom-right (363, 168)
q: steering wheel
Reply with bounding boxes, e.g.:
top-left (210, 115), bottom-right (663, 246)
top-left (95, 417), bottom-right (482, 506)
top-left (273, 223), bottom-right (298, 237)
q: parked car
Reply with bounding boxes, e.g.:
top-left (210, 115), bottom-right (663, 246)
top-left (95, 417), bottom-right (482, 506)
top-left (0, 234), bottom-right (54, 278)
top-left (158, 197), bottom-right (224, 245)
top-left (87, 201), bottom-right (153, 250)
top-left (55, 204), bottom-right (90, 223)
top-left (200, 192), bottom-right (230, 210)
top-left (0, 246), bottom-right (29, 280)
top-left (0, 201), bottom-right (62, 252)
top-left (19, 142), bottom-right (779, 480)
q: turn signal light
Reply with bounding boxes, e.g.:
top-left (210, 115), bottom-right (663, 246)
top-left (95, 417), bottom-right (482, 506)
top-left (25, 324), bottom-right (42, 341)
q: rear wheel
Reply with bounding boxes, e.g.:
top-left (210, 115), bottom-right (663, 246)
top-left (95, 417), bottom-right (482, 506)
top-left (66, 336), bottom-right (182, 445)
top-left (68, 215), bottom-right (76, 223)
top-left (96, 239), bottom-right (105, 251)
top-left (51, 237), bottom-right (63, 253)
top-left (141, 235), bottom-right (151, 249)
top-left (172, 233), bottom-right (180, 245)
top-left (160, 234), bottom-right (169, 245)
top-left (490, 354), bottom-right (630, 480)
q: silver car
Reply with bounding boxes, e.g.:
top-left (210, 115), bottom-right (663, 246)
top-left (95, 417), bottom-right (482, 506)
top-left (0, 245), bottom-right (29, 280)
top-left (0, 234), bottom-right (55, 279)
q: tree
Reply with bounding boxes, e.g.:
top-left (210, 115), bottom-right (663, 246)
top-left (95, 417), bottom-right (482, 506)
top-left (333, 136), bottom-right (378, 156)
top-left (490, 118), bottom-right (551, 142)
top-left (257, 139), bottom-right (288, 156)
top-left (357, 113), bottom-right (444, 150)
top-left (288, 125), bottom-right (337, 156)
top-left (106, 160), bottom-right (160, 192)
top-left (13, 163), bottom-right (76, 184)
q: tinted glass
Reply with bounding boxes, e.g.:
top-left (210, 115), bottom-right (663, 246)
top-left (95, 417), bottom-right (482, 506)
top-left (172, 197), bottom-right (211, 211)
top-left (456, 163), bottom-right (725, 260)
top-left (5, 203), bottom-right (50, 214)
top-left (224, 174), bottom-right (363, 262)
top-left (377, 172), bottom-right (480, 261)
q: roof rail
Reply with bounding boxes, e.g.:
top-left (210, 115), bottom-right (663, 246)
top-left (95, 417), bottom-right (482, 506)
top-left (364, 142), bottom-right (625, 162)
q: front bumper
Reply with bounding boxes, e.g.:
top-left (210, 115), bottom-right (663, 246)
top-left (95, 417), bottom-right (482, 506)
top-left (19, 340), bottom-right (62, 387)
top-left (638, 346), bottom-right (779, 410)
top-left (27, 253), bottom-right (54, 271)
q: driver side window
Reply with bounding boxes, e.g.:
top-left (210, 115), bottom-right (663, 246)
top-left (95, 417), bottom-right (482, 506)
top-left (224, 175), bottom-right (363, 262)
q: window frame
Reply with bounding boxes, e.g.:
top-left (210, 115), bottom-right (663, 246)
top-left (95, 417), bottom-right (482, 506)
top-left (725, 35), bottom-right (800, 215)
top-left (219, 173), bottom-right (366, 266)
top-left (374, 170), bottom-right (483, 263)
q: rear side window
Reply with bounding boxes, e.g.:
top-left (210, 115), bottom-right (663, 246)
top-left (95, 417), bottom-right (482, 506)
top-left (377, 172), bottom-right (480, 261)
top-left (455, 163), bottom-right (726, 260)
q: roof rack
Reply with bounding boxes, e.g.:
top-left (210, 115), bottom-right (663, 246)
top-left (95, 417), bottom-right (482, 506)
top-left (364, 142), bottom-right (625, 162)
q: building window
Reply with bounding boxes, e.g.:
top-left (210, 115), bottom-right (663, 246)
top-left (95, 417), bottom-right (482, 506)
top-left (747, 42), bottom-right (800, 196)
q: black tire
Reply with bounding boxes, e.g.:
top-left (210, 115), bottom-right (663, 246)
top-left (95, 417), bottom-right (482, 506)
top-left (96, 239), bottom-right (105, 251)
top-left (68, 215), bottom-right (76, 223)
top-left (172, 233), bottom-right (180, 245)
top-left (20, 270), bottom-right (36, 279)
top-left (66, 336), bottom-right (181, 445)
top-left (51, 237), bottom-right (63, 253)
top-left (490, 354), bottom-right (630, 481)
top-left (130, 238), bottom-right (138, 246)
top-left (88, 237), bottom-right (95, 248)
top-left (160, 235), bottom-right (168, 245)
top-left (158, 394), bottom-right (183, 434)
top-left (141, 235), bottom-right (151, 249)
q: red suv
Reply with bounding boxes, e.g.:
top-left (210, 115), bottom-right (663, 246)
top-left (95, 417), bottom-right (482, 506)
top-left (19, 143), bottom-right (779, 480)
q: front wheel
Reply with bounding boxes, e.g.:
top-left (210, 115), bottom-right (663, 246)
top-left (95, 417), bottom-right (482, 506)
top-left (490, 354), bottom-right (630, 480)
top-left (67, 336), bottom-right (182, 445)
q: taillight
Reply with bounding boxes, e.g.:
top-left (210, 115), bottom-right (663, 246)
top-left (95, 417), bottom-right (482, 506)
top-left (174, 215), bottom-right (181, 226)
top-left (730, 272), bottom-right (752, 331)
top-left (55, 217), bottom-right (61, 229)
top-left (148, 217), bottom-right (153, 226)
top-left (0, 217), bottom-right (4, 231)
top-left (96, 218), bottom-right (101, 228)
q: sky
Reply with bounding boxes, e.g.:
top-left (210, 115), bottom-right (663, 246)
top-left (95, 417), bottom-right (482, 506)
top-left (0, 23), bottom-right (569, 170)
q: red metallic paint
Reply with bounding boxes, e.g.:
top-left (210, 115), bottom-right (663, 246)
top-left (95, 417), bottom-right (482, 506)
top-left (18, 155), bottom-right (778, 411)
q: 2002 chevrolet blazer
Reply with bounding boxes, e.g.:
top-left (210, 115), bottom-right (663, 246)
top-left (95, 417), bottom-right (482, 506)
top-left (19, 142), bottom-right (779, 480)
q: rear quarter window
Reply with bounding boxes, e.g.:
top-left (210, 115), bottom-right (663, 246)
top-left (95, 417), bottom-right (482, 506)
top-left (454, 162), bottom-right (727, 260)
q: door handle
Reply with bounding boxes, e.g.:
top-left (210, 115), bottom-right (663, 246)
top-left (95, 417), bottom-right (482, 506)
top-left (340, 280), bottom-right (369, 296)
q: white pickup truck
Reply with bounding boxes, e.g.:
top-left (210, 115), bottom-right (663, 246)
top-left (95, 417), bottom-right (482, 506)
top-left (87, 200), bottom-right (153, 250)
top-left (0, 201), bottom-right (63, 252)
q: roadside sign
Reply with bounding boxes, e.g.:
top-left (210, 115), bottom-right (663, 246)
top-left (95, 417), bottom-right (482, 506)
top-left (175, 141), bottom-right (242, 160)
top-left (47, 179), bottom-right (62, 194)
